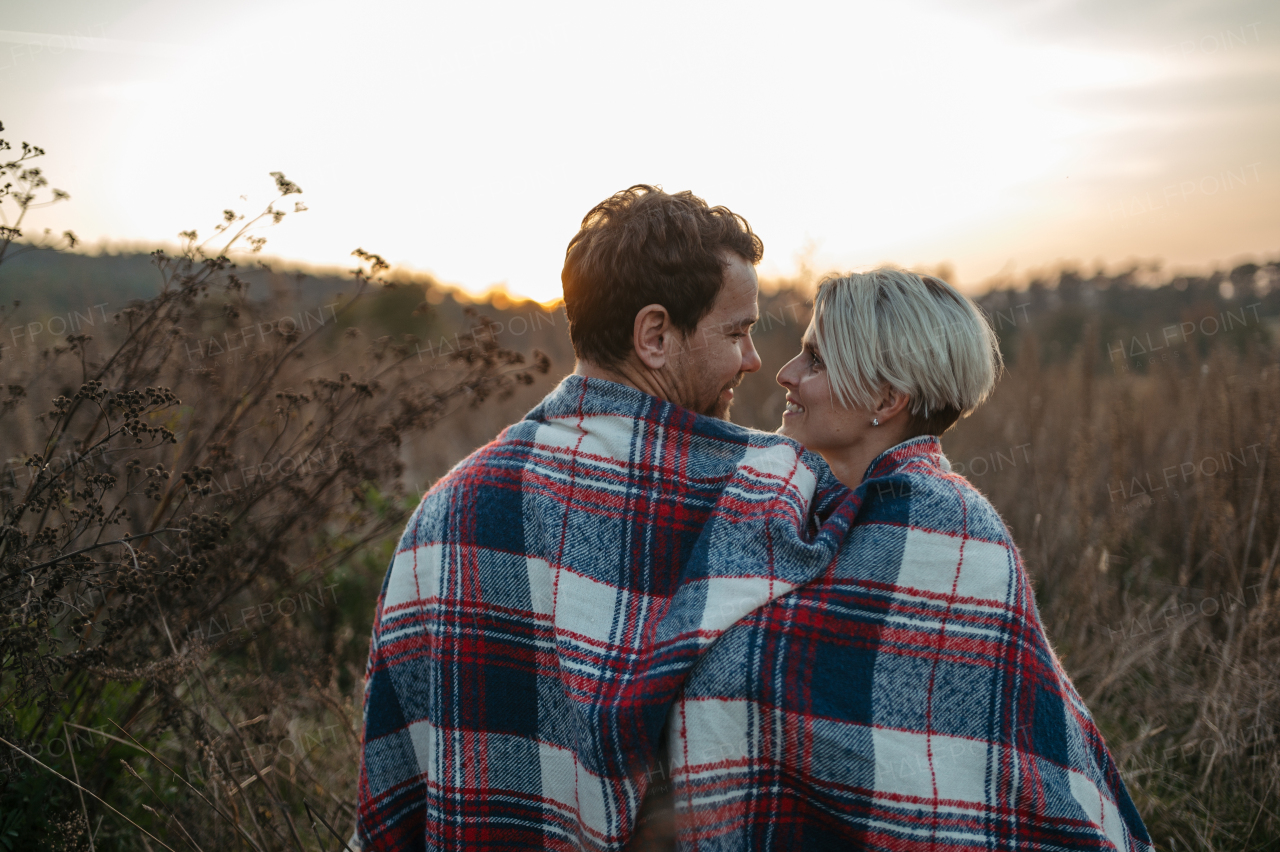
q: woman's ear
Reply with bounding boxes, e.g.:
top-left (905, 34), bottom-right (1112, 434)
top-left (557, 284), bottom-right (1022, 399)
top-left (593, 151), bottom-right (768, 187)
top-left (874, 384), bottom-right (913, 422)
top-left (633, 304), bottom-right (671, 370)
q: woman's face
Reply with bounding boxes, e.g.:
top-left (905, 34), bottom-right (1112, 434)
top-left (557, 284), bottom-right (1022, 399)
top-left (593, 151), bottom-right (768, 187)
top-left (776, 322), bottom-right (869, 453)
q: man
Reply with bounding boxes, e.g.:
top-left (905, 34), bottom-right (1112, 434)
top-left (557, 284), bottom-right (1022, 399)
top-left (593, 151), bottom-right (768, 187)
top-left (353, 185), bottom-right (855, 850)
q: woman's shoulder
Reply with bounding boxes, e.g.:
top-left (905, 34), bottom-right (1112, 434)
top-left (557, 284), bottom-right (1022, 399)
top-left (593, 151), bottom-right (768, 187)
top-left (858, 457), bottom-right (1016, 550)
top-left (842, 462), bottom-right (1024, 606)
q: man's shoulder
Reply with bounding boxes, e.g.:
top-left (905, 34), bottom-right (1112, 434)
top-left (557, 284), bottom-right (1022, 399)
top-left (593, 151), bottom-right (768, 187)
top-left (410, 375), bottom-right (836, 529)
top-left (424, 419), bottom-right (540, 497)
top-left (399, 423), bottom-right (538, 551)
top-left (535, 374), bottom-right (814, 451)
top-left (432, 411), bottom-right (813, 486)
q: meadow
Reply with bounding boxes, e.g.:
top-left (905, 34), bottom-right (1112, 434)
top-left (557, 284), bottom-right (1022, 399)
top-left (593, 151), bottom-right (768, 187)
top-left (2, 151), bottom-right (1279, 849)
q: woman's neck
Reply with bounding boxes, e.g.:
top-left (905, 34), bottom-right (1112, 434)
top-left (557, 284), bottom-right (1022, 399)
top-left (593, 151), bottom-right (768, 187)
top-left (820, 430), bottom-right (912, 487)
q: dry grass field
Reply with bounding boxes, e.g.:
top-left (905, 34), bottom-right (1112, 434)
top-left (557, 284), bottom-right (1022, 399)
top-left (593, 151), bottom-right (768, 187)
top-left (1, 239), bottom-right (1278, 850)
top-left (945, 338), bottom-right (1280, 848)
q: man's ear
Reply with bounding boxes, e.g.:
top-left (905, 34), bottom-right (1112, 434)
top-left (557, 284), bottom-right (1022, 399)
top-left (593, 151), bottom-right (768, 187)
top-left (633, 304), bottom-right (672, 370)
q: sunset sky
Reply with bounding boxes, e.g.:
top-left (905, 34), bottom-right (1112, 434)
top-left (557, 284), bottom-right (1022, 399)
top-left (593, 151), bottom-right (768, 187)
top-left (3, 0), bottom-right (1277, 302)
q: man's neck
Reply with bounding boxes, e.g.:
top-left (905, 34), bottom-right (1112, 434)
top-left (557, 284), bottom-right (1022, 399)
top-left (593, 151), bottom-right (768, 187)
top-left (574, 359), bottom-right (678, 405)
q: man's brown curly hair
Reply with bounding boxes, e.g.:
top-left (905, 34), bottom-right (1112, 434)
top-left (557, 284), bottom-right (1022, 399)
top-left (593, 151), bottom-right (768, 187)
top-left (561, 185), bottom-right (763, 368)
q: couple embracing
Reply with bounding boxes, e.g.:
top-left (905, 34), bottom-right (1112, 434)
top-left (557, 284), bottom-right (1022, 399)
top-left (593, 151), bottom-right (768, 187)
top-left (354, 186), bottom-right (1152, 851)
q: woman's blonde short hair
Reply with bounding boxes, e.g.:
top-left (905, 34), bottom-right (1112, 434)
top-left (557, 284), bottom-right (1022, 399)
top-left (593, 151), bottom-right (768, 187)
top-left (810, 268), bottom-right (1002, 436)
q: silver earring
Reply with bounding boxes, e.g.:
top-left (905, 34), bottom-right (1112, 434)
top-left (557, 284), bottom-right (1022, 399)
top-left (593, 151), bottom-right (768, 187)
top-left (872, 418), bottom-right (879, 426)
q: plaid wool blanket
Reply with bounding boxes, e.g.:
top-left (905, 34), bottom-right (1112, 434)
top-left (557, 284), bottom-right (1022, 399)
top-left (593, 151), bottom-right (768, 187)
top-left (646, 437), bottom-right (1153, 851)
top-left (355, 375), bottom-right (856, 851)
top-left (355, 375), bottom-right (1151, 851)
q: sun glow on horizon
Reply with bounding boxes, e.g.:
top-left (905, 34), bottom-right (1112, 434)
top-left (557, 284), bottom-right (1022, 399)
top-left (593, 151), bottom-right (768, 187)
top-left (7, 0), bottom-right (1277, 303)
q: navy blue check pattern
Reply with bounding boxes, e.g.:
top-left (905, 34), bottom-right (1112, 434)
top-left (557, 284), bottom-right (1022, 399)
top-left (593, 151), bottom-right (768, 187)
top-left (355, 376), bottom-right (1150, 851)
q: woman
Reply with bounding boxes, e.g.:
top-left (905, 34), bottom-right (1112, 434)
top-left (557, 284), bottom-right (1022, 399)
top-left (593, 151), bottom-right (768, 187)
top-left (663, 269), bottom-right (1152, 850)
top-left (776, 268), bottom-right (1000, 487)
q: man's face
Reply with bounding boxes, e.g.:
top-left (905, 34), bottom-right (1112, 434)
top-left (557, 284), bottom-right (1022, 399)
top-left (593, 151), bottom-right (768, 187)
top-left (668, 253), bottom-right (762, 419)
